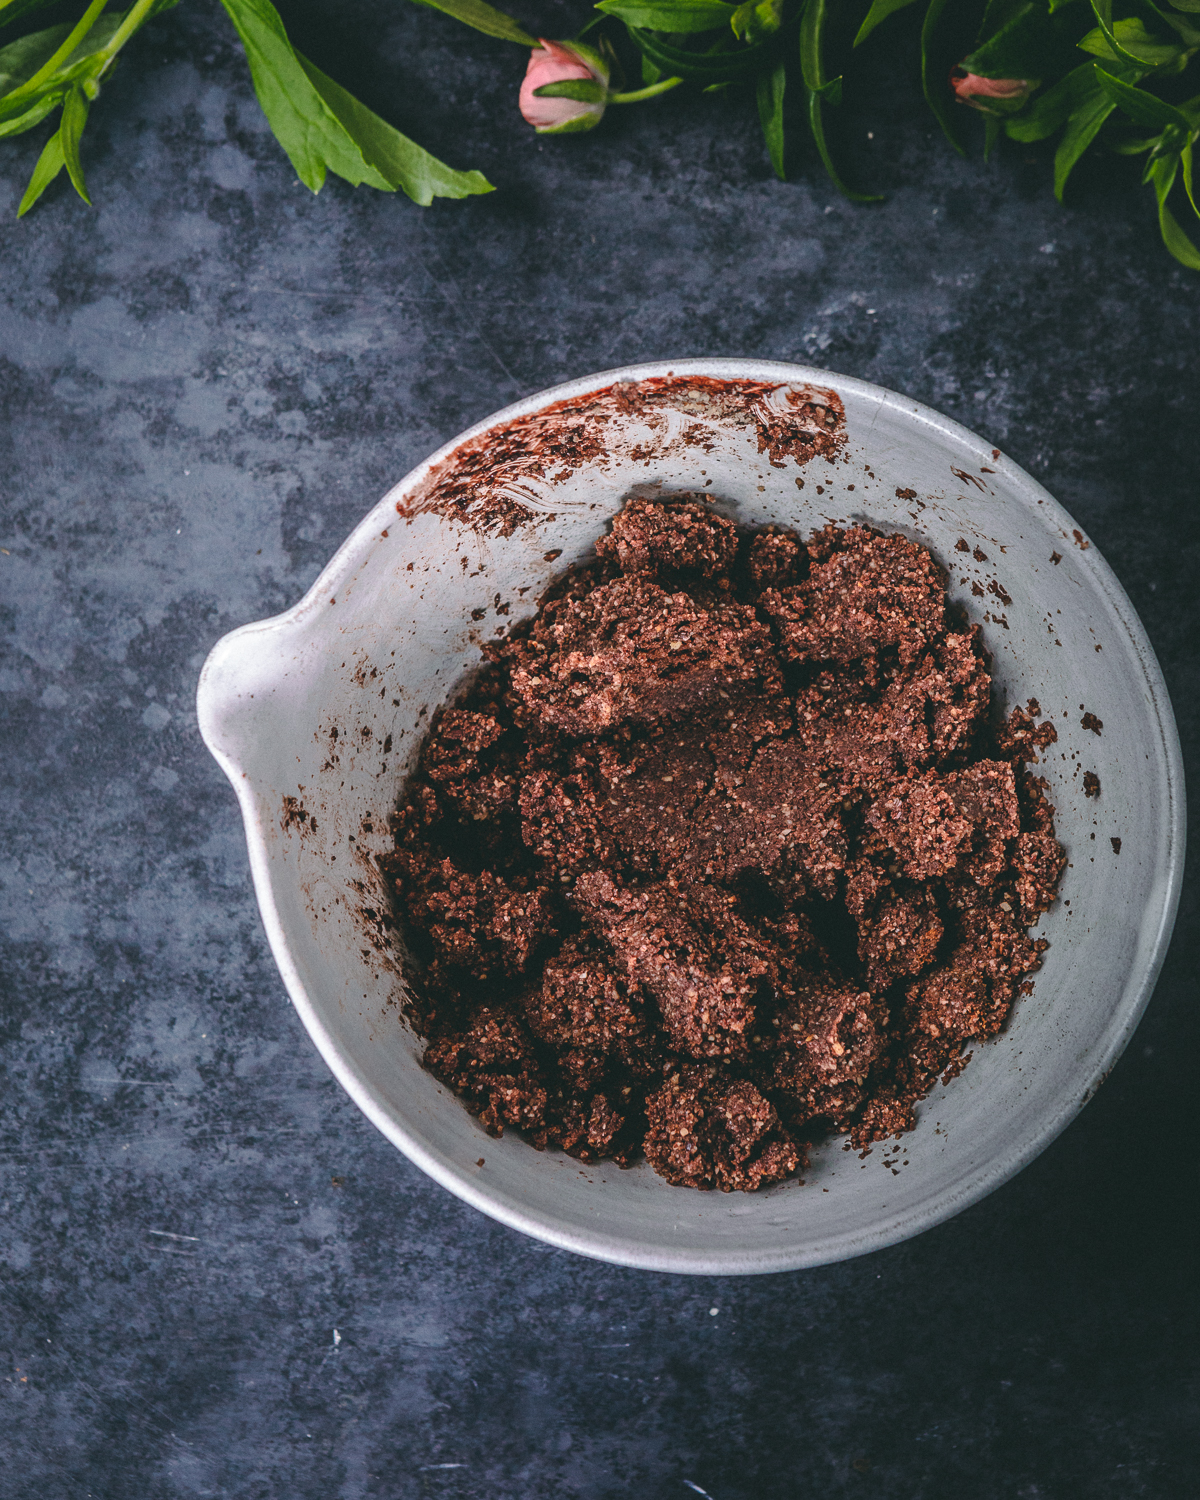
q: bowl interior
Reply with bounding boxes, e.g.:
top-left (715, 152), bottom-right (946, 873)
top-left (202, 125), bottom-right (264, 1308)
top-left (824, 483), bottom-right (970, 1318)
top-left (197, 361), bottom-right (1183, 1273)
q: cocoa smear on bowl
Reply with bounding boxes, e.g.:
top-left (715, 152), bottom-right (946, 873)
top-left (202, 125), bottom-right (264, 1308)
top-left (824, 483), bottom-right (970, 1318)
top-left (395, 377), bottom-right (847, 538)
top-left (379, 498), bottom-right (1065, 1192)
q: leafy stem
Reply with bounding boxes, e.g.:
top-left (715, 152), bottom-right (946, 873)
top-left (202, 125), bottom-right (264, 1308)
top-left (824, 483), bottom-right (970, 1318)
top-left (4, 0), bottom-right (109, 107)
top-left (94, 0), bottom-right (162, 61)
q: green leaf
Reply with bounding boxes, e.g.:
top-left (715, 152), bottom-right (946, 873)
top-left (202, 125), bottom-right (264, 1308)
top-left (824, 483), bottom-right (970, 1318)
top-left (1159, 197), bottom-right (1200, 261)
top-left (800, 0), bottom-right (881, 199)
top-left (0, 12), bottom-right (133, 121)
top-left (977, 0), bottom-right (1028, 34)
top-left (962, 0), bottom-right (1053, 78)
top-left (1078, 21), bottom-right (1181, 65)
top-left (1005, 59), bottom-right (1091, 139)
top-left (59, 79), bottom-right (89, 201)
top-left (1168, 0), bottom-right (1200, 9)
top-left (407, 0), bottom-right (536, 44)
top-left (1079, 5), bottom-right (1180, 64)
top-left (1053, 65), bottom-right (1133, 196)
top-left (731, 0), bottom-right (784, 42)
top-left (854, 0), bottom-right (920, 46)
top-left (1148, 143), bottom-right (1177, 200)
top-left (921, 0), bottom-right (966, 153)
top-left (756, 56), bottom-right (786, 177)
top-left (16, 116), bottom-right (62, 214)
top-left (1160, 5), bottom-right (1200, 42)
top-left (0, 3), bottom-right (105, 117)
top-left (534, 77), bottom-right (607, 100)
top-left (641, 53), bottom-right (661, 82)
top-left (0, 0), bottom-right (175, 17)
top-left (595, 0), bottom-right (738, 31)
top-left (625, 23), bottom-right (772, 78)
top-left (1146, 150), bottom-right (1200, 262)
top-left (1183, 136), bottom-right (1198, 212)
top-left (220, 0), bottom-right (490, 204)
top-left (219, 0), bottom-right (388, 191)
top-left (296, 52), bottom-right (493, 203)
top-left (0, 22), bottom-right (70, 94)
top-left (0, 89), bottom-right (58, 134)
top-left (1094, 62), bottom-right (1195, 125)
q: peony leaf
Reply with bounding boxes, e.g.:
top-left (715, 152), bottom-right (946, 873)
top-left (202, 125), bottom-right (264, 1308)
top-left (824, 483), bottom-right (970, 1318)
top-left (731, 0), bottom-right (783, 43)
top-left (854, 0), bottom-right (920, 47)
top-left (624, 23), bottom-right (772, 78)
top-left (16, 115), bottom-right (63, 214)
top-left (1053, 68), bottom-right (1126, 197)
top-left (921, 0), bottom-right (967, 153)
top-left (219, 0), bottom-right (491, 202)
top-left (1006, 61), bottom-right (1090, 140)
top-left (0, 90), bottom-right (60, 136)
top-left (596, 0), bottom-right (739, 33)
top-left (1093, 64), bottom-right (1196, 127)
top-left (961, 0), bottom-right (1067, 79)
top-left (297, 52), bottom-right (494, 203)
top-left (801, 0), bottom-right (881, 199)
top-left (756, 56), bottom-right (786, 178)
top-left (1079, 4), bottom-right (1180, 66)
top-left (407, 0), bottom-right (536, 46)
top-left (59, 79), bottom-right (89, 202)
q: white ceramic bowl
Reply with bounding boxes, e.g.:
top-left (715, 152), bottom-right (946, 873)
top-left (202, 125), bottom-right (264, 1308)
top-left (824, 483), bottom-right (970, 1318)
top-left (197, 360), bottom-right (1184, 1274)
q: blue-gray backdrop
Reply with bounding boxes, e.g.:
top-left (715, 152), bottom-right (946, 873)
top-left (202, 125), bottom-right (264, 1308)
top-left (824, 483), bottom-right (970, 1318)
top-left (1, 1), bottom-right (1196, 1495)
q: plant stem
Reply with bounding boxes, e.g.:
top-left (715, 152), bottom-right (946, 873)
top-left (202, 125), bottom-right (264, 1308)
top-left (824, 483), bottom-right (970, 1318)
top-left (7, 0), bottom-right (109, 103)
top-left (607, 76), bottom-right (684, 104)
top-left (96, 0), bottom-right (165, 60)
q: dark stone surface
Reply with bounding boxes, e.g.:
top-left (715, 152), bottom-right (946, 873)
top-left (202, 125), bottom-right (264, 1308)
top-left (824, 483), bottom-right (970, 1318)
top-left (1, 1), bottom-right (1196, 1495)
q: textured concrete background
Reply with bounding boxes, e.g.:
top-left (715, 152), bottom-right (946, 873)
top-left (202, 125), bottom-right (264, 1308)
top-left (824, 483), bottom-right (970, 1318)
top-left (1, 0), bottom-right (1196, 1495)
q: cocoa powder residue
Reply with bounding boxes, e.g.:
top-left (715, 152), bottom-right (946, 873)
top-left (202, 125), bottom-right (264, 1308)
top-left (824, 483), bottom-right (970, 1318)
top-left (396, 377), bottom-right (847, 538)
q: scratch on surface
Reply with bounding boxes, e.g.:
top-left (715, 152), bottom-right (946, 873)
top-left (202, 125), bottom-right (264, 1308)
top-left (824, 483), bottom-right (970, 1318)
top-left (684, 1483), bottom-right (715, 1499)
top-left (85, 1078), bottom-right (174, 1088)
top-left (148, 1230), bottom-right (200, 1242)
top-left (419, 1464), bottom-right (466, 1470)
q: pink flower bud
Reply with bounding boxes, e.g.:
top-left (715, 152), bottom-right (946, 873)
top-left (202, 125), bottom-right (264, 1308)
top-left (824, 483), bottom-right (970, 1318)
top-left (520, 40), bottom-right (609, 134)
top-left (950, 70), bottom-right (1032, 112)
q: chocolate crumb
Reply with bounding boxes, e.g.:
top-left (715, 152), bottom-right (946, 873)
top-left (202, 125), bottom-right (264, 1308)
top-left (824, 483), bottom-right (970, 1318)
top-left (1081, 712), bottom-right (1103, 735)
top-left (383, 501), bottom-right (1065, 1189)
top-left (1050, 552), bottom-right (1062, 565)
top-left (1083, 772), bottom-right (1100, 798)
top-left (1111, 837), bottom-right (1121, 855)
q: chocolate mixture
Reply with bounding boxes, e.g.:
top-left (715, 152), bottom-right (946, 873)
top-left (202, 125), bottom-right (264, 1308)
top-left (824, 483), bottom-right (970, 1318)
top-left (381, 499), bottom-right (1065, 1191)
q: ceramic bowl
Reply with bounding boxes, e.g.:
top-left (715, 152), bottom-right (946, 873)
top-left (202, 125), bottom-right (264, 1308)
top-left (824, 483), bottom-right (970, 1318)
top-left (196, 360), bottom-right (1184, 1274)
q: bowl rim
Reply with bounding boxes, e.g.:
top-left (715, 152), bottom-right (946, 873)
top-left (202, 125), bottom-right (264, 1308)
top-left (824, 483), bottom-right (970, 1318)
top-left (197, 357), bottom-right (1186, 1274)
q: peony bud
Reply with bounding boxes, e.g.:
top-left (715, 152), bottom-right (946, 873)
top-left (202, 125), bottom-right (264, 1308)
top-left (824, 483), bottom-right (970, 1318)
top-left (520, 39), bottom-right (610, 134)
top-left (950, 70), bottom-right (1033, 113)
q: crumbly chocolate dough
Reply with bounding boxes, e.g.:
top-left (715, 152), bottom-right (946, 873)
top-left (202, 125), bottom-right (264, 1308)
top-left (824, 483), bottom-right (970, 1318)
top-left (381, 498), bottom-right (1065, 1191)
